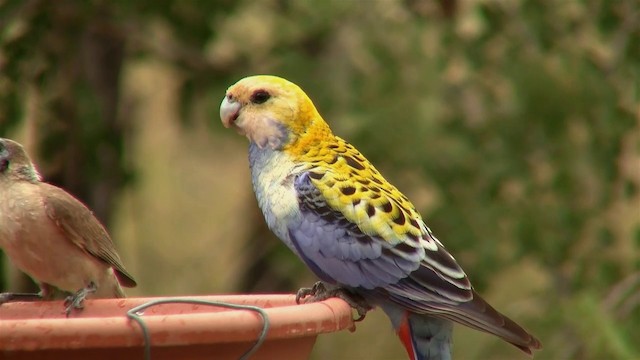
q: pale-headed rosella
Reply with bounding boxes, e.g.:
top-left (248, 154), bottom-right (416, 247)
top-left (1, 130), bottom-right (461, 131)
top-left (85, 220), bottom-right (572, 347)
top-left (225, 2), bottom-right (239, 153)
top-left (220, 75), bottom-right (541, 359)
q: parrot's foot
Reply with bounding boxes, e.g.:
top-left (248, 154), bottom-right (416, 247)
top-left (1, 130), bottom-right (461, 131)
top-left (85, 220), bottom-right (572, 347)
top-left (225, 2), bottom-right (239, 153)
top-left (296, 281), bottom-right (373, 321)
top-left (0, 292), bottom-right (42, 304)
top-left (64, 282), bottom-right (97, 317)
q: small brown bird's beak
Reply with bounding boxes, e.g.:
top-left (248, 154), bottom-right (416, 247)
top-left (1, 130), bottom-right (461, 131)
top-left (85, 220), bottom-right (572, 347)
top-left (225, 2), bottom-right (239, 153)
top-left (220, 95), bottom-right (241, 128)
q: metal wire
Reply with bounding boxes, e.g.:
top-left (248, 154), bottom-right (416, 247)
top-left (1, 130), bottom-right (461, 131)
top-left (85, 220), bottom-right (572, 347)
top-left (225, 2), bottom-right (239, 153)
top-left (126, 298), bottom-right (271, 360)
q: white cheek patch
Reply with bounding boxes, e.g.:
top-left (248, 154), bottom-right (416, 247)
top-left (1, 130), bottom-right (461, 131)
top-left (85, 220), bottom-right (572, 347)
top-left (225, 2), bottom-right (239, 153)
top-left (240, 114), bottom-right (288, 149)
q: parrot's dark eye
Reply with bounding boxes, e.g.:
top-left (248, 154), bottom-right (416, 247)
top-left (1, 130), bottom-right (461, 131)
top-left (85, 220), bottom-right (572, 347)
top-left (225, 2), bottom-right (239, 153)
top-left (250, 90), bottom-right (271, 104)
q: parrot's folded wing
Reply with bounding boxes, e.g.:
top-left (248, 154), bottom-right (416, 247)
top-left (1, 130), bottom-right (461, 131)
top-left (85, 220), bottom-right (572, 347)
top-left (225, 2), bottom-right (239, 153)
top-left (290, 168), bottom-right (541, 353)
top-left (289, 167), bottom-right (471, 300)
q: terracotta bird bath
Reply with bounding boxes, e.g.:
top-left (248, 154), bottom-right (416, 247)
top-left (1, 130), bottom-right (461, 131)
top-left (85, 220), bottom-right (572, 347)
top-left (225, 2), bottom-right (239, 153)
top-left (0, 294), bottom-right (355, 360)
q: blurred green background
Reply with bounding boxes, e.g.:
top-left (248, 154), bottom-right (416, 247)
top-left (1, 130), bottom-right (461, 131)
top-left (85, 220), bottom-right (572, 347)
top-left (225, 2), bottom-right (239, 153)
top-left (0, 0), bottom-right (638, 359)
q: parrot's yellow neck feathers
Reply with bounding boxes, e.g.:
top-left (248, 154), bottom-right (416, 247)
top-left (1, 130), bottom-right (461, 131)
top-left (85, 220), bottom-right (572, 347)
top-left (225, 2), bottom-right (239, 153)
top-left (283, 111), bottom-right (333, 157)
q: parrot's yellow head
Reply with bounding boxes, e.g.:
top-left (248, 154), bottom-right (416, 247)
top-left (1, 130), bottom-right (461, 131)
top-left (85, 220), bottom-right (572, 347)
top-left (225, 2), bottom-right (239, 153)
top-left (220, 75), bottom-right (332, 152)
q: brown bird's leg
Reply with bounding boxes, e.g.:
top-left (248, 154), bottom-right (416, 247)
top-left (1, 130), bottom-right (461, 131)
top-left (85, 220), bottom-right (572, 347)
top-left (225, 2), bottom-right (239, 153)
top-left (296, 281), bottom-right (373, 321)
top-left (64, 281), bottom-right (97, 317)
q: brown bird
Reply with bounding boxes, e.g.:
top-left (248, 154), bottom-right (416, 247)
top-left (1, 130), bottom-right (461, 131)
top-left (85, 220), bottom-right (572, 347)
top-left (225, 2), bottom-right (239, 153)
top-left (0, 138), bottom-right (136, 315)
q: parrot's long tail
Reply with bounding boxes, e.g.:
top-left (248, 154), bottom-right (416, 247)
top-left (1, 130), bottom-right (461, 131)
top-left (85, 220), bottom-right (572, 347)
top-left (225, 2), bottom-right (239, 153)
top-left (377, 291), bottom-right (541, 360)
top-left (433, 290), bottom-right (542, 356)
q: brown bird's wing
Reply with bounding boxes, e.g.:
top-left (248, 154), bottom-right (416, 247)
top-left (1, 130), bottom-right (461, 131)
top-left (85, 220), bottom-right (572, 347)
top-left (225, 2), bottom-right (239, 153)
top-left (42, 184), bottom-right (137, 288)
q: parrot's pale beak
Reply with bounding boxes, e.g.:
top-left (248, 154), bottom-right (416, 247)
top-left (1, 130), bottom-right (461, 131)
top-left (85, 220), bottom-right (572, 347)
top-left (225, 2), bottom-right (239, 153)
top-left (220, 95), bottom-right (242, 128)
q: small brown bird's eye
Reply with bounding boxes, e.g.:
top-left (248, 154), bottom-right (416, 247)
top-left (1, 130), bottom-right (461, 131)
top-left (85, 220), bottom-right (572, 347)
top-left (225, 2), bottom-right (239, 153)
top-left (0, 159), bottom-right (8, 172)
top-left (250, 90), bottom-right (271, 104)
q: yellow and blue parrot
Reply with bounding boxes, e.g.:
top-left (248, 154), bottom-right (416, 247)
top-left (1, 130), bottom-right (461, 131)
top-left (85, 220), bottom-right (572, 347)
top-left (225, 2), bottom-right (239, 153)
top-left (220, 75), bottom-right (541, 359)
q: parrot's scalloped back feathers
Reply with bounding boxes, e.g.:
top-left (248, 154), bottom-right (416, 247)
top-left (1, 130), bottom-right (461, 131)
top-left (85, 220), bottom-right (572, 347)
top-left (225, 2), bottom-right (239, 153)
top-left (221, 75), bottom-right (542, 358)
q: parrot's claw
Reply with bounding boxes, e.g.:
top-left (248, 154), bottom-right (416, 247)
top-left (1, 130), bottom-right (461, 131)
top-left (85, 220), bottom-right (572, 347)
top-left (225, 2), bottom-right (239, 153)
top-left (295, 281), bottom-right (326, 304)
top-left (296, 281), bottom-right (373, 322)
top-left (0, 292), bottom-right (43, 304)
top-left (64, 282), bottom-right (97, 317)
